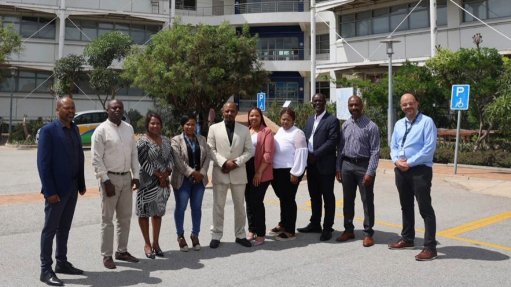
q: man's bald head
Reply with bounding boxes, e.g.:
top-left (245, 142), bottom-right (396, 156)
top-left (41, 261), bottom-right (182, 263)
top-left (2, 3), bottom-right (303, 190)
top-left (56, 96), bottom-right (76, 126)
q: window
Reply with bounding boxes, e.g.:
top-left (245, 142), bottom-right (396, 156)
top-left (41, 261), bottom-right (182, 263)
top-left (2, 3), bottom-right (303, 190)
top-left (316, 81), bottom-right (331, 100)
top-left (65, 19), bottom-right (161, 44)
top-left (269, 82), bottom-right (299, 99)
top-left (372, 8), bottom-right (389, 34)
top-left (316, 34), bottom-right (329, 54)
top-left (0, 15), bottom-right (55, 40)
top-left (390, 4), bottom-right (409, 32)
top-left (176, 0), bottom-right (196, 10)
top-left (409, 1), bottom-right (429, 29)
top-left (356, 11), bottom-right (372, 36)
top-left (20, 16), bottom-right (56, 39)
top-left (340, 2), bottom-right (448, 38)
top-left (257, 37), bottom-right (301, 60)
top-left (464, 0), bottom-right (511, 21)
top-left (2, 70), bottom-right (53, 93)
top-left (340, 14), bottom-right (356, 37)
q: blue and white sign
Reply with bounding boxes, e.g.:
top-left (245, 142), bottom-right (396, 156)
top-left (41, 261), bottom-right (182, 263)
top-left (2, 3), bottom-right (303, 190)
top-left (257, 92), bottom-right (266, 111)
top-left (450, 84), bottom-right (470, 110)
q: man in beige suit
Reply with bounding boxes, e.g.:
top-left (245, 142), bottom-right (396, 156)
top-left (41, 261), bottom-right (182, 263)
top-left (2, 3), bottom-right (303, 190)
top-left (207, 102), bottom-right (254, 248)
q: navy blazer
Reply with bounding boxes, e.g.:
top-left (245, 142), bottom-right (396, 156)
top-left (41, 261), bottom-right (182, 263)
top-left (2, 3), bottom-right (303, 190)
top-left (303, 111), bottom-right (340, 175)
top-left (37, 120), bottom-right (86, 198)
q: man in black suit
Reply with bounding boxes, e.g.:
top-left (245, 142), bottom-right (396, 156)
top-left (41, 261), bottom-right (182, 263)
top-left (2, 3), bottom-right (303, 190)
top-left (298, 93), bottom-right (340, 241)
top-left (37, 96), bottom-right (86, 286)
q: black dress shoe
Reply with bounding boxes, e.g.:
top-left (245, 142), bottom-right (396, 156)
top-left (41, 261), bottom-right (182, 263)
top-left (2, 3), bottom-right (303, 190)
top-left (55, 261), bottom-right (84, 275)
top-left (297, 223), bottom-right (322, 233)
top-left (209, 239), bottom-right (220, 249)
top-left (40, 271), bottom-right (64, 286)
top-left (235, 238), bottom-right (252, 247)
top-left (320, 230), bottom-right (333, 241)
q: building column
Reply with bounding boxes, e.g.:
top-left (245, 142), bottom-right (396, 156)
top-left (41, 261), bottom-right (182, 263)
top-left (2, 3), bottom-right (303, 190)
top-left (58, 0), bottom-right (67, 59)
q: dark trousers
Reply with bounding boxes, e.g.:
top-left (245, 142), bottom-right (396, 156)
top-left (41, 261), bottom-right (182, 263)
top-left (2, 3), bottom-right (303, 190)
top-left (306, 164), bottom-right (336, 231)
top-left (395, 165), bottom-right (437, 249)
top-left (40, 189), bottom-right (78, 273)
top-left (245, 158), bottom-right (270, 236)
top-left (342, 161), bottom-right (375, 236)
top-left (271, 168), bottom-right (302, 234)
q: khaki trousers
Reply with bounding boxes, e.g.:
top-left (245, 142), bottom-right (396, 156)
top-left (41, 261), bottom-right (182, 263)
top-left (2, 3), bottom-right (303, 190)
top-left (210, 183), bottom-right (247, 240)
top-left (100, 173), bottom-right (133, 257)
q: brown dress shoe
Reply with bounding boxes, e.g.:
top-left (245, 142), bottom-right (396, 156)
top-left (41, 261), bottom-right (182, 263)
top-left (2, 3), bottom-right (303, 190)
top-left (336, 231), bottom-right (355, 242)
top-left (388, 239), bottom-right (415, 249)
top-left (103, 256), bottom-right (116, 269)
top-left (114, 251), bottom-right (139, 263)
top-left (415, 248), bottom-right (438, 261)
top-left (363, 236), bottom-right (375, 247)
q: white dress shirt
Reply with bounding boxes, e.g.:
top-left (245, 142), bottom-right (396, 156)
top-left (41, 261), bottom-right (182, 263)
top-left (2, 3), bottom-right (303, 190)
top-left (92, 119), bottom-right (140, 182)
top-left (308, 110), bottom-right (326, 153)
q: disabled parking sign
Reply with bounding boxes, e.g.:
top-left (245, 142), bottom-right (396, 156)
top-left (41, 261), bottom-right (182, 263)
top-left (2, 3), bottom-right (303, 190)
top-left (257, 92), bottom-right (266, 111)
top-left (450, 84), bottom-right (470, 110)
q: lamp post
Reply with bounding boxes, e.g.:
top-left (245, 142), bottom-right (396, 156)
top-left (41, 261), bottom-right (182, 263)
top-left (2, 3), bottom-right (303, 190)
top-left (380, 38), bottom-right (400, 146)
top-left (8, 66), bottom-right (17, 142)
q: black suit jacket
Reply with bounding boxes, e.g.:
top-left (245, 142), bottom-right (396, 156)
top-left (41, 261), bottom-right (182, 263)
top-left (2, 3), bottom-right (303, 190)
top-left (303, 111), bottom-right (340, 175)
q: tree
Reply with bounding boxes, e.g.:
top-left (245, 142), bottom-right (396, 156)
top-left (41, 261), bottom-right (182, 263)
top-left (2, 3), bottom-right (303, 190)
top-left (0, 22), bottom-right (22, 64)
top-left (426, 47), bottom-right (504, 146)
top-left (84, 31), bottom-right (133, 108)
top-left (122, 22), bottom-right (268, 134)
top-left (51, 54), bottom-right (85, 97)
top-left (336, 62), bottom-right (449, 146)
top-left (485, 58), bottom-right (511, 136)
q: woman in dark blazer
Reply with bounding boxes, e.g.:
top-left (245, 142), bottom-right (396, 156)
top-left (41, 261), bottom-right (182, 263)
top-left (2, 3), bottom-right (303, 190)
top-left (170, 113), bottom-right (211, 251)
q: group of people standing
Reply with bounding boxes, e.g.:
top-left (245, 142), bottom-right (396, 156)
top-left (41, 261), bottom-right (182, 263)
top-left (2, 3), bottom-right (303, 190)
top-left (37, 92), bottom-right (438, 286)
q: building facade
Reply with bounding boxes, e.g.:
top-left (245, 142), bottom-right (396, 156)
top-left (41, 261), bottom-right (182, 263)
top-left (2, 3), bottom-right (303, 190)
top-left (0, 0), bottom-right (510, 123)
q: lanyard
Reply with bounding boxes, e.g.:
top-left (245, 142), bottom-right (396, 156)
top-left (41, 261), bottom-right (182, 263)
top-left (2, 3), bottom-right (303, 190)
top-left (400, 113), bottom-right (420, 148)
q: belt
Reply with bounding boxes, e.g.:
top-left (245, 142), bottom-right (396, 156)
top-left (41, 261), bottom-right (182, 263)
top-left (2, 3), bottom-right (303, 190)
top-left (342, 156), bottom-right (370, 164)
top-left (107, 171), bottom-right (130, 175)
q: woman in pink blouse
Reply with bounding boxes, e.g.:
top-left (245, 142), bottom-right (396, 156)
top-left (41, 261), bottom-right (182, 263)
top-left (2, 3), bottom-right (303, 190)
top-left (245, 107), bottom-right (275, 246)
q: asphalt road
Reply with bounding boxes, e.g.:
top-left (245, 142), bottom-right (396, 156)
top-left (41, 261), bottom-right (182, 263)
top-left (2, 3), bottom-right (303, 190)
top-left (0, 147), bottom-right (510, 287)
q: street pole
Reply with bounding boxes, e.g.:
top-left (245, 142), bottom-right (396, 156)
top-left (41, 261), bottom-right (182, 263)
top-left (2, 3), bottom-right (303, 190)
top-left (310, 0), bottom-right (316, 101)
top-left (8, 67), bottom-right (17, 142)
top-left (387, 52), bottom-right (393, 147)
top-left (381, 38), bottom-right (400, 146)
top-left (430, 0), bottom-right (437, 57)
top-left (454, 110), bottom-right (461, 174)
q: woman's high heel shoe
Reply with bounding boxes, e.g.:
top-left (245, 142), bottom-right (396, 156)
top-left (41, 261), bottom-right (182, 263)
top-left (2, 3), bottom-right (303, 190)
top-left (144, 246), bottom-right (155, 259)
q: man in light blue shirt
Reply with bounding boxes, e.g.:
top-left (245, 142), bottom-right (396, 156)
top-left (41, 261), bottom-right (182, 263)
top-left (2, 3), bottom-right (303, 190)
top-left (388, 93), bottom-right (438, 261)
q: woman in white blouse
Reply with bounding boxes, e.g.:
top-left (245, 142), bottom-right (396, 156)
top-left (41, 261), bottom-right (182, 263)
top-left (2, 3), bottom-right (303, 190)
top-left (270, 108), bottom-right (308, 241)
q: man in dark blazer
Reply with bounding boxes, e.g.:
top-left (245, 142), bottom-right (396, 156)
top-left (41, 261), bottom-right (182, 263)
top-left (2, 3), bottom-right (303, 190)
top-left (298, 93), bottom-right (340, 241)
top-left (37, 96), bottom-right (86, 286)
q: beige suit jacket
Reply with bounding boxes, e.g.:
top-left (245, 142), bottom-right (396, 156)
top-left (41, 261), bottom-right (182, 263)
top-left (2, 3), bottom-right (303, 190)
top-left (170, 133), bottom-right (211, 190)
top-left (207, 121), bottom-right (253, 185)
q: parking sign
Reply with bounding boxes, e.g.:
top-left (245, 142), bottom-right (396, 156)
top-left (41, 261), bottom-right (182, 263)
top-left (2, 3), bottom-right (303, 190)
top-left (257, 92), bottom-right (266, 111)
top-left (450, 84), bottom-right (470, 110)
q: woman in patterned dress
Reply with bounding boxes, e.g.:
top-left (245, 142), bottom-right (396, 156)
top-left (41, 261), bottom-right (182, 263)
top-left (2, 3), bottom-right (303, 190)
top-left (136, 112), bottom-right (173, 259)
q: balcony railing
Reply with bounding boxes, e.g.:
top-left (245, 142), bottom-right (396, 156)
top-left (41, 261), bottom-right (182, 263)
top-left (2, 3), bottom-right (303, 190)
top-left (172, 1), bottom-right (310, 17)
top-left (3, 1), bottom-right (310, 17)
top-left (257, 48), bottom-right (304, 61)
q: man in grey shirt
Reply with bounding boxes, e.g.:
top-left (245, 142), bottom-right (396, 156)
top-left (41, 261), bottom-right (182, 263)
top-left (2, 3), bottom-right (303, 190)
top-left (335, 95), bottom-right (380, 247)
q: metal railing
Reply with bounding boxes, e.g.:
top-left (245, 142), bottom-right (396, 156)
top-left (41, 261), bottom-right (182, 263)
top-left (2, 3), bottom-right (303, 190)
top-left (176, 1), bottom-right (309, 17)
top-left (3, 1), bottom-right (310, 17)
top-left (257, 48), bottom-right (304, 61)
